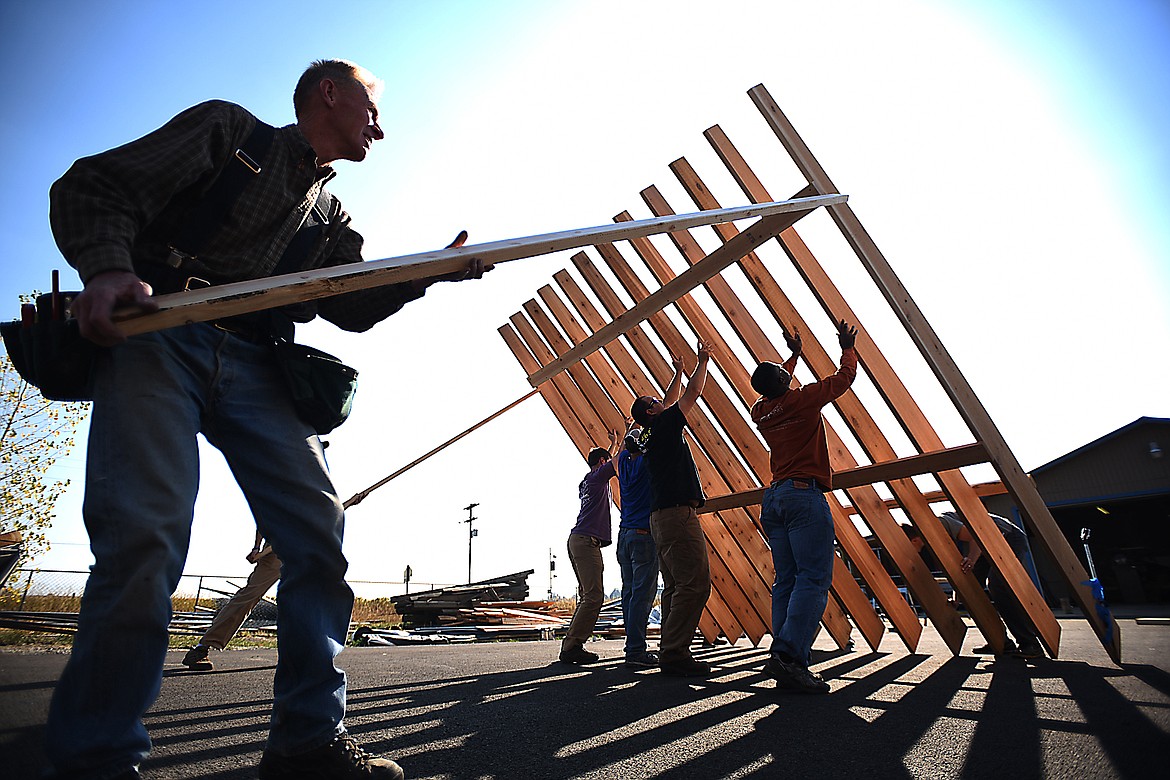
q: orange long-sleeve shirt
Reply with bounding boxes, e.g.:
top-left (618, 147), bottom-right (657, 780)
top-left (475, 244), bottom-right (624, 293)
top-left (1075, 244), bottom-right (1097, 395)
top-left (751, 348), bottom-right (857, 489)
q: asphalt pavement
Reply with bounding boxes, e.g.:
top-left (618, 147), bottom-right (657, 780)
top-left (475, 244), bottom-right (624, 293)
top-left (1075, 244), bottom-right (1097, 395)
top-left (2, 612), bottom-right (1168, 779)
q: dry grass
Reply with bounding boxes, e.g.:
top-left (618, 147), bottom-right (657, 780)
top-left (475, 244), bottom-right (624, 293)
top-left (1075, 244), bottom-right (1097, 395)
top-left (0, 591), bottom-right (84, 613)
top-left (350, 597), bottom-right (399, 624)
top-left (0, 596), bottom-right (402, 648)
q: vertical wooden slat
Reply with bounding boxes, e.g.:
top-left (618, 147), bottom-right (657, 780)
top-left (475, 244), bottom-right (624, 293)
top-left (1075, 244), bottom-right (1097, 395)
top-left (566, 254), bottom-right (775, 644)
top-left (577, 248), bottom-right (856, 651)
top-left (539, 281), bottom-right (774, 641)
top-left (509, 314), bottom-right (612, 449)
top-left (527, 209), bottom-right (828, 388)
top-left (537, 285), bottom-right (637, 416)
top-left (528, 285), bottom-right (753, 642)
top-left (612, 211), bottom-right (937, 650)
top-left (511, 305), bottom-right (744, 643)
top-left (663, 158), bottom-right (1002, 654)
top-left (710, 102), bottom-right (1072, 658)
top-left (832, 556), bottom-right (885, 651)
top-left (821, 593), bottom-right (854, 650)
top-left (521, 300), bottom-right (626, 433)
top-left (499, 324), bottom-right (594, 455)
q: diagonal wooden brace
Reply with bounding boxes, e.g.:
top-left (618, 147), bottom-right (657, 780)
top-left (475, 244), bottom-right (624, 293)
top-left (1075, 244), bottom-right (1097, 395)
top-left (524, 205), bottom-right (832, 387)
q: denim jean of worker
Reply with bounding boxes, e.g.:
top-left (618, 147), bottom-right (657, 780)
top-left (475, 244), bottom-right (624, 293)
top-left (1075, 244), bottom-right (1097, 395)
top-left (760, 479), bottom-right (835, 667)
top-left (45, 324), bottom-right (353, 778)
top-left (617, 528), bottom-right (659, 657)
top-left (977, 525), bottom-right (1042, 648)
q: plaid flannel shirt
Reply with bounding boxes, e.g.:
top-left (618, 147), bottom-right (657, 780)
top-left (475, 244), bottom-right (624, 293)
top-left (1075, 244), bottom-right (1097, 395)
top-left (49, 100), bottom-right (423, 332)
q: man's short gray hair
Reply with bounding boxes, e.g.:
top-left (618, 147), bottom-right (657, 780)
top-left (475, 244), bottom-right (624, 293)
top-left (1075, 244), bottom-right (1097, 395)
top-left (293, 59), bottom-right (383, 117)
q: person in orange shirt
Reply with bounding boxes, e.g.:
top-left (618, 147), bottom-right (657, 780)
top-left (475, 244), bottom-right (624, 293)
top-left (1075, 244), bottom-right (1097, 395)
top-left (750, 320), bottom-right (857, 694)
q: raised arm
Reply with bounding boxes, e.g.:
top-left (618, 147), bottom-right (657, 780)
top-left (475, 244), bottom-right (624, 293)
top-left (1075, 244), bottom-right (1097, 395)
top-left (662, 354), bottom-right (686, 407)
top-left (676, 341), bottom-right (712, 418)
top-left (781, 324), bottom-right (802, 375)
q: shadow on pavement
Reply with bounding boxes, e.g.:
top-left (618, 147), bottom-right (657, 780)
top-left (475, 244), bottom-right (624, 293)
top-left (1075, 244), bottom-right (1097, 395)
top-left (3, 629), bottom-right (1168, 779)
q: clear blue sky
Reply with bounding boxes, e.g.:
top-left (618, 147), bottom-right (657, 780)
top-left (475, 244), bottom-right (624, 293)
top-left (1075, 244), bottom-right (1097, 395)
top-left (2, 0), bottom-right (1167, 595)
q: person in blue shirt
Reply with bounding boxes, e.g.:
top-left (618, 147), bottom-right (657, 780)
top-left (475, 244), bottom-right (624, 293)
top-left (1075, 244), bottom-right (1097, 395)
top-left (615, 425), bottom-right (660, 669)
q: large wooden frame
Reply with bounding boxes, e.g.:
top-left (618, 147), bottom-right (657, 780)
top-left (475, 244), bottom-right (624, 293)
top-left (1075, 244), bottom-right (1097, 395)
top-left (501, 84), bottom-right (1120, 662)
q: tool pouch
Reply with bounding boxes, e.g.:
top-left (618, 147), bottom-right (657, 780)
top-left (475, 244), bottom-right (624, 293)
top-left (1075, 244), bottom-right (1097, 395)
top-left (0, 292), bottom-right (97, 402)
top-left (271, 339), bottom-right (357, 435)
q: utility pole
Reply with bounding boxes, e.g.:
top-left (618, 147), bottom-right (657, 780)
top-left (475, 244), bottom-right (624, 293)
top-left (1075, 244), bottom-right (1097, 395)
top-left (548, 548), bottom-right (557, 599)
top-left (462, 503), bottom-right (479, 584)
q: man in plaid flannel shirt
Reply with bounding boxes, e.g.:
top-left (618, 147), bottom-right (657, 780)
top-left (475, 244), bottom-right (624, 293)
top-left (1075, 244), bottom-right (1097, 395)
top-left (43, 59), bottom-right (487, 780)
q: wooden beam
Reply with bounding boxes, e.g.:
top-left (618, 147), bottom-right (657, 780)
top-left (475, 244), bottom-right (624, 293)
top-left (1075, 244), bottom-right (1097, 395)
top-left (701, 444), bottom-right (990, 514)
top-left (746, 84), bottom-right (1089, 660)
top-left (697, 130), bottom-right (1007, 654)
top-left (524, 203), bottom-right (838, 387)
top-left (603, 210), bottom-right (886, 652)
top-left (521, 299), bottom-right (626, 434)
top-left (343, 389), bottom-right (539, 509)
top-left (832, 555), bottom-right (886, 652)
top-left (566, 253), bottom-right (777, 644)
top-left (637, 183), bottom-right (965, 652)
top-left (499, 324), bottom-right (594, 456)
top-left (113, 195), bottom-right (845, 337)
top-left (836, 481), bottom-right (1008, 515)
top-left (581, 242), bottom-right (859, 652)
top-left (516, 275), bottom-right (753, 643)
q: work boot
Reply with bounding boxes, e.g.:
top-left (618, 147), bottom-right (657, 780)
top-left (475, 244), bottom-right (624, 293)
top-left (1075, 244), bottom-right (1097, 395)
top-left (1012, 640), bottom-right (1045, 660)
top-left (182, 643), bottom-right (213, 671)
top-left (258, 732), bottom-right (404, 779)
top-left (973, 639), bottom-right (1017, 656)
top-left (559, 645), bottom-right (600, 664)
top-left (624, 651), bottom-right (659, 669)
top-left (764, 655), bottom-right (830, 694)
top-left (659, 657), bottom-right (711, 677)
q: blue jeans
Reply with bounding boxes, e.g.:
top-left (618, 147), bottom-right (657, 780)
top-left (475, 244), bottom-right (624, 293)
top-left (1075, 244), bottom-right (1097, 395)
top-left (760, 479), bottom-right (835, 666)
top-left (617, 528), bottom-right (659, 656)
top-left (979, 526), bottom-right (1042, 648)
top-left (45, 324), bottom-right (352, 778)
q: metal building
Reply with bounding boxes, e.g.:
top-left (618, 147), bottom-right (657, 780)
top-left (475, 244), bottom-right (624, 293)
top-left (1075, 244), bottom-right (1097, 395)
top-left (985, 417), bottom-right (1170, 604)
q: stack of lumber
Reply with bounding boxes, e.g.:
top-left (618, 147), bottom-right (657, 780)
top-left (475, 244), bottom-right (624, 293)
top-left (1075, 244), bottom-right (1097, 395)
top-left (390, 570), bottom-right (535, 627)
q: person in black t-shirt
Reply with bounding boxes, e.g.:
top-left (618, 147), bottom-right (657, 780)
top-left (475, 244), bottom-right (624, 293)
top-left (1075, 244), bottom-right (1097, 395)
top-left (630, 341), bottom-right (713, 677)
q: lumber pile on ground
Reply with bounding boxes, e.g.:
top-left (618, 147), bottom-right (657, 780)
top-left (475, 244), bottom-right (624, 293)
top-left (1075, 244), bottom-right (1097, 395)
top-left (362, 568), bottom-right (662, 645)
top-left (389, 570), bottom-right (536, 627)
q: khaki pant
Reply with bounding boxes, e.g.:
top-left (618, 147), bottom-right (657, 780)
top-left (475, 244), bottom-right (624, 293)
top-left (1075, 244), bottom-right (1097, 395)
top-left (562, 533), bottom-right (605, 653)
top-left (201, 548), bottom-right (282, 649)
top-left (651, 505), bottom-right (710, 663)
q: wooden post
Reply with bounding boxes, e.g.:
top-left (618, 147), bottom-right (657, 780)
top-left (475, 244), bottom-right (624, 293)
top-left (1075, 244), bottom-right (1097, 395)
top-left (746, 83), bottom-right (1095, 659)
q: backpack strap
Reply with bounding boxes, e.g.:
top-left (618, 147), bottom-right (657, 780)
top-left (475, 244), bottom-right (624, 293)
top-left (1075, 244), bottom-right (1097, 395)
top-left (166, 119), bottom-right (276, 267)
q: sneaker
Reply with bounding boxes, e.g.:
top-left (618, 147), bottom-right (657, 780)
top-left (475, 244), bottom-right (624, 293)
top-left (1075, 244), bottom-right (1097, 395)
top-left (258, 732), bottom-right (404, 779)
top-left (182, 644), bottom-right (213, 671)
top-left (660, 657), bottom-right (712, 677)
top-left (973, 639), bottom-right (1017, 656)
top-left (1012, 640), bottom-right (1045, 660)
top-left (559, 645), bottom-right (600, 665)
top-left (764, 655), bottom-right (830, 694)
top-left (624, 651), bottom-right (659, 669)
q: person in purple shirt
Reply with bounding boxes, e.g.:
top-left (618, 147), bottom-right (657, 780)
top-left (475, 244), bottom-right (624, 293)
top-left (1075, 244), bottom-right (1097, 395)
top-left (560, 430), bottom-right (620, 664)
